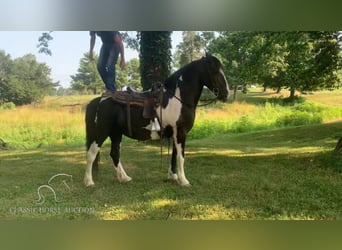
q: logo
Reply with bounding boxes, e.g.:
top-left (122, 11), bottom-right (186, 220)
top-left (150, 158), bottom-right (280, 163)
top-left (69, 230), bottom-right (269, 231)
top-left (35, 173), bottom-right (73, 204)
top-left (9, 173), bottom-right (95, 216)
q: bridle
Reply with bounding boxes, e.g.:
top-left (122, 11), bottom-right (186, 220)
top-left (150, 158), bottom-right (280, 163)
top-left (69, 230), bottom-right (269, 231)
top-left (170, 65), bottom-right (222, 108)
top-left (197, 87), bottom-right (220, 107)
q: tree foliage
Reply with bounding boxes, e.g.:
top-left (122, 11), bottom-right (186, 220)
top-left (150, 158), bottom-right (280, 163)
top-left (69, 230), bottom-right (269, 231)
top-left (209, 31), bottom-right (342, 99)
top-left (70, 53), bottom-right (103, 94)
top-left (0, 50), bottom-right (57, 105)
top-left (37, 32), bottom-right (53, 56)
top-left (70, 53), bottom-right (141, 93)
top-left (174, 31), bottom-right (215, 69)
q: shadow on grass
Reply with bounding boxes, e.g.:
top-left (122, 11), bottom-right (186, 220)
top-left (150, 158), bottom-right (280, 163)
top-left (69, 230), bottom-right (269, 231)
top-left (235, 90), bottom-right (305, 106)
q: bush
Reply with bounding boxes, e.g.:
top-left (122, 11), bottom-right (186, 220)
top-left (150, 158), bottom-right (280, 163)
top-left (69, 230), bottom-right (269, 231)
top-left (267, 96), bottom-right (305, 106)
top-left (231, 115), bottom-right (254, 133)
top-left (276, 111), bottom-right (323, 127)
top-left (0, 102), bottom-right (16, 110)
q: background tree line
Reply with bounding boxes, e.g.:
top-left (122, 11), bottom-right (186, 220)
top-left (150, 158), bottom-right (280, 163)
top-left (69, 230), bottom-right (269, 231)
top-left (0, 50), bottom-right (57, 106)
top-left (208, 31), bottom-right (342, 100)
top-left (1, 31), bottom-right (341, 105)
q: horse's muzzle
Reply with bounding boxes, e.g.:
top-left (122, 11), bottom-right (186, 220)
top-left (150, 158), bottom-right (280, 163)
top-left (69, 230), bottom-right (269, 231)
top-left (219, 89), bottom-right (229, 102)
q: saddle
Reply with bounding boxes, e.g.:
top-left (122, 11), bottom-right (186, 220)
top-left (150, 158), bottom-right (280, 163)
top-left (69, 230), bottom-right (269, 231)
top-left (102, 82), bottom-right (164, 137)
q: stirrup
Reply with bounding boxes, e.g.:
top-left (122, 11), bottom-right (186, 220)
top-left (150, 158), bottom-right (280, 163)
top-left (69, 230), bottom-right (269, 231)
top-left (151, 118), bottom-right (161, 131)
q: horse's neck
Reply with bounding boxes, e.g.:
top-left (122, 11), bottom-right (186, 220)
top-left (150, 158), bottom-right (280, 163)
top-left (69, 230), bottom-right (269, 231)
top-left (165, 61), bottom-right (206, 108)
top-left (179, 70), bottom-right (204, 108)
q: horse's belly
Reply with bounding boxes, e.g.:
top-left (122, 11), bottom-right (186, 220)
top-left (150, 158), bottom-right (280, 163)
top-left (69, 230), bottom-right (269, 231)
top-left (126, 119), bottom-right (161, 141)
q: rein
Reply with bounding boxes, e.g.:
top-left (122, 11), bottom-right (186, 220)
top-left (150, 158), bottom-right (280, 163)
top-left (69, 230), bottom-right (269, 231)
top-left (197, 89), bottom-right (219, 107)
top-left (169, 87), bottom-right (220, 108)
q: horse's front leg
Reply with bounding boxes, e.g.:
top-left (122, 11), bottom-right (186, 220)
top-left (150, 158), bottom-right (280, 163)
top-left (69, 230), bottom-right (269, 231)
top-left (110, 134), bottom-right (132, 183)
top-left (171, 128), bottom-right (191, 187)
top-left (168, 142), bottom-right (178, 181)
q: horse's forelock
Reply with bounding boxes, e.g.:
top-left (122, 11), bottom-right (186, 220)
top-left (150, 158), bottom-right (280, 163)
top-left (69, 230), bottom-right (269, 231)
top-left (206, 55), bottom-right (222, 72)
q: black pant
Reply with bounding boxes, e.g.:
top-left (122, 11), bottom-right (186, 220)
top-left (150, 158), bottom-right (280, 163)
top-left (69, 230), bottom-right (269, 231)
top-left (97, 43), bottom-right (119, 92)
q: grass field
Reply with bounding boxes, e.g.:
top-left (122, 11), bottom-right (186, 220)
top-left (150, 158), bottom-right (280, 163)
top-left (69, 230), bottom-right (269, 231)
top-left (0, 89), bottom-right (342, 220)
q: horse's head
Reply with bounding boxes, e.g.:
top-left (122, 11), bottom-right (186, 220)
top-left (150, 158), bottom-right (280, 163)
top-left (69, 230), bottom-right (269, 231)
top-left (202, 54), bottom-right (229, 102)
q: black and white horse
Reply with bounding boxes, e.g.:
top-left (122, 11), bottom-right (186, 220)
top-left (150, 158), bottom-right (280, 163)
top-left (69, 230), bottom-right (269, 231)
top-left (84, 54), bottom-right (229, 187)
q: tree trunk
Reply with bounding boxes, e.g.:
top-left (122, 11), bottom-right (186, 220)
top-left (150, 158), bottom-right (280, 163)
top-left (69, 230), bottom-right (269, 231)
top-left (233, 85), bottom-right (238, 102)
top-left (334, 136), bottom-right (342, 154)
top-left (289, 87), bottom-right (296, 99)
top-left (0, 138), bottom-right (7, 149)
top-left (139, 31), bottom-right (172, 90)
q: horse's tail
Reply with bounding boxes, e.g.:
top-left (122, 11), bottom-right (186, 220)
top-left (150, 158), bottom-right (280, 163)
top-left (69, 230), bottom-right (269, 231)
top-left (85, 97), bottom-right (101, 149)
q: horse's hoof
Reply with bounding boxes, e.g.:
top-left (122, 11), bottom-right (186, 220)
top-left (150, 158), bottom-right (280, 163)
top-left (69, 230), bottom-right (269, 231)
top-left (118, 176), bottom-right (132, 183)
top-left (181, 183), bottom-right (191, 188)
top-left (84, 178), bottom-right (95, 187)
top-left (178, 179), bottom-right (191, 187)
top-left (168, 171), bottom-right (178, 181)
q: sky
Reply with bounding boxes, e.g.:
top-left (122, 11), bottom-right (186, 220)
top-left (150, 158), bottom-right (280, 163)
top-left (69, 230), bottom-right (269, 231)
top-left (0, 31), bottom-right (183, 88)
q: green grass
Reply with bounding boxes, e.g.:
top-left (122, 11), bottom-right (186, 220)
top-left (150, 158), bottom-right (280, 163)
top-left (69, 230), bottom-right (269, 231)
top-left (1, 90), bottom-right (341, 149)
top-left (1, 90), bottom-right (342, 220)
top-left (0, 96), bottom-right (94, 149)
top-left (189, 91), bottom-right (342, 139)
top-left (1, 121), bottom-right (341, 220)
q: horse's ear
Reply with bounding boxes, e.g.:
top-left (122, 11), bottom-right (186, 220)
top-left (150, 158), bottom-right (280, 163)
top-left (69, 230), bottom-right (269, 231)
top-left (205, 51), bottom-right (213, 58)
top-left (205, 51), bottom-right (209, 58)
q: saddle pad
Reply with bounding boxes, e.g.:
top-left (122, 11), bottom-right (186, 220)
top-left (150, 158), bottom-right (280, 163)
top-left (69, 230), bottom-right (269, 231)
top-left (109, 91), bottom-right (147, 107)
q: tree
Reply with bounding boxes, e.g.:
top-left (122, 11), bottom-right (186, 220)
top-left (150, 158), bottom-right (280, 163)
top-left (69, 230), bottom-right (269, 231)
top-left (263, 32), bottom-right (341, 99)
top-left (139, 31), bottom-right (172, 90)
top-left (0, 50), bottom-right (13, 104)
top-left (71, 53), bottom-right (141, 93)
top-left (174, 31), bottom-right (205, 68)
top-left (0, 51), bottom-right (56, 105)
top-left (37, 32), bottom-right (53, 56)
top-left (209, 31), bottom-right (263, 101)
top-left (70, 53), bottom-right (103, 94)
top-left (209, 31), bottom-right (342, 100)
top-left (125, 58), bottom-right (141, 90)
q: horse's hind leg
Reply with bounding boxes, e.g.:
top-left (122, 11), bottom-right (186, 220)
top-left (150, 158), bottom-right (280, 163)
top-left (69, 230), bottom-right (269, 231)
top-left (84, 141), bottom-right (100, 186)
top-left (110, 134), bottom-right (132, 183)
top-left (85, 98), bottom-right (102, 186)
top-left (84, 135), bottom-right (107, 186)
top-left (92, 152), bottom-right (100, 177)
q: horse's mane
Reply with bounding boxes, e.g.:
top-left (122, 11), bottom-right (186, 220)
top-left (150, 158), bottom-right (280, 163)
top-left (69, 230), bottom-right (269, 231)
top-left (164, 59), bottom-right (202, 91)
top-left (163, 54), bottom-right (222, 93)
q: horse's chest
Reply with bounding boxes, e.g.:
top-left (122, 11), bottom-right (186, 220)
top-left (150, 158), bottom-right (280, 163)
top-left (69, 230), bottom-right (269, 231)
top-left (156, 95), bottom-right (182, 127)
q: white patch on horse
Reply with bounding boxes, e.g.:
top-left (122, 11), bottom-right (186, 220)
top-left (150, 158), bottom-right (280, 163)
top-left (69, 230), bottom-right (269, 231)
top-left (156, 87), bottom-right (182, 128)
top-left (143, 119), bottom-right (161, 140)
top-left (173, 129), bottom-right (190, 187)
top-left (150, 131), bottom-right (160, 140)
top-left (179, 75), bottom-right (183, 81)
top-left (168, 166), bottom-right (178, 181)
top-left (100, 96), bottom-right (111, 102)
top-left (115, 161), bottom-right (132, 183)
top-left (84, 141), bottom-right (100, 186)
